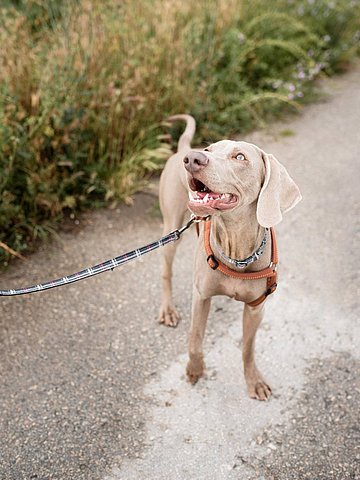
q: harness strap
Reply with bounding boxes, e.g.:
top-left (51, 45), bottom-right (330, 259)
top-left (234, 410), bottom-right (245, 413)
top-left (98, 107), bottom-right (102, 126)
top-left (203, 219), bottom-right (278, 306)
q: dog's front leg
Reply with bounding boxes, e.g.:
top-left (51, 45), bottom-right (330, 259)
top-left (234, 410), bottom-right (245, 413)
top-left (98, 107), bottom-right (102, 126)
top-left (186, 287), bottom-right (212, 384)
top-left (159, 240), bottom-right (181, 327)
top-left (242, 303), bottom-right (272, 400)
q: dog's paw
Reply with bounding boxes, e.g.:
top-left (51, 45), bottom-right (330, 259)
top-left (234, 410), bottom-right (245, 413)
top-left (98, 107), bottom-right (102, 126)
top-left (186, 355), bottom-right (205, 384)
top-left (246, 372), bottom-right (272, 401)
top-left (158, 305), bottom-right (180, 328)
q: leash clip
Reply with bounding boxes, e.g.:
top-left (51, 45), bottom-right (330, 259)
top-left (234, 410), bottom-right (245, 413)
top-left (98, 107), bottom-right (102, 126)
top-left (176, 214), bottom-right (211, 236)
top-left (192, 214), bottom-right (211, 223)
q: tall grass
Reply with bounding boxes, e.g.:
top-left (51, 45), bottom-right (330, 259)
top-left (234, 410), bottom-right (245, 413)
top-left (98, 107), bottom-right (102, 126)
top-left (0, 0), bottom-right (359, 264)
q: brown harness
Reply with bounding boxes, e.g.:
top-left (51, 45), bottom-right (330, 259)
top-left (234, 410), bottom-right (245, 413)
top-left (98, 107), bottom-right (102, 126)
top-left (203, 218), bottom-right (278, 307)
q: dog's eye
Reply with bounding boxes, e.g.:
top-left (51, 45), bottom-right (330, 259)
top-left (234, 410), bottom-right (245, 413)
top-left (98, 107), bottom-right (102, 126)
top-left (204, 148), bottom-right (209, 152)
top-left (235, 153), bottom-right (245, 161)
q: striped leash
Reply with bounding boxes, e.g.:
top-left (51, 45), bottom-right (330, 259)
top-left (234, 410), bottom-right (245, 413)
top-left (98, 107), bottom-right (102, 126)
top-left (0, 215), bottom-right (207, 297)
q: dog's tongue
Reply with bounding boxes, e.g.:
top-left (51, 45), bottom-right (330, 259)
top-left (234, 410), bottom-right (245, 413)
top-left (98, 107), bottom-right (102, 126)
top-left (197, 191), bottom-right (221, 200)
top-left (188, 191), bottom-right (237, 215)
top-left (196, 192), bottom-right (223, 207)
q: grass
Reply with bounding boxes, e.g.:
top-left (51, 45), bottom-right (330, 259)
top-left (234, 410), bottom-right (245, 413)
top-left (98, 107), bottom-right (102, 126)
top-left (0, 0), bottom-right (359, 265)
top-left (279, 129), bottom-right (296, 137)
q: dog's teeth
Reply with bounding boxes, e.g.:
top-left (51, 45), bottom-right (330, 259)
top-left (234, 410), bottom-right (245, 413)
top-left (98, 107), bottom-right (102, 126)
top-left (203, 193), bottom-right (209, 203)
top-left (189, 191), bottom-right (203, 202)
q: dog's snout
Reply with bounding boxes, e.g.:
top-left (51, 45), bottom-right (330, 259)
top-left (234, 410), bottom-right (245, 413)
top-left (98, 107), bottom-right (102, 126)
top-left (183, 151), bottom-right (209, 173)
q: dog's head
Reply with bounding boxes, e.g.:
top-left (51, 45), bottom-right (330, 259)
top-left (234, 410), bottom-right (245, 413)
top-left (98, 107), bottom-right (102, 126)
top-left (184, 140), bottom-right (301, 227)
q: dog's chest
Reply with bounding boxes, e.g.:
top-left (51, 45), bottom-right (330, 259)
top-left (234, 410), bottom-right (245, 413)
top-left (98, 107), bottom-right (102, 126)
top-left (194, 261), bottom-right (267, 303)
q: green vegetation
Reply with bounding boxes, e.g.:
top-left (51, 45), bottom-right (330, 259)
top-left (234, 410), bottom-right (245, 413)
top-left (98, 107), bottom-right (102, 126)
top-left (1, 0), bottom-right (359, 264)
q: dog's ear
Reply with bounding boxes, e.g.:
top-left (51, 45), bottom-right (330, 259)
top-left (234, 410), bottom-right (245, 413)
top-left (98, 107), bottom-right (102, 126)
top-left (256, 151), bottom-right (301, 227)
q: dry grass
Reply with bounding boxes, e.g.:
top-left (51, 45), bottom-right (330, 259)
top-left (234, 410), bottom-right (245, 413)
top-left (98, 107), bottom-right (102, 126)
top-left (0, 0), bottom-right (359, 263)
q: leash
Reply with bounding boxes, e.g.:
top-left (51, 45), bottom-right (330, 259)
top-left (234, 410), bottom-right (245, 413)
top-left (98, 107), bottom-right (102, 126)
top-left (0, 215), bottom-right (206, 297)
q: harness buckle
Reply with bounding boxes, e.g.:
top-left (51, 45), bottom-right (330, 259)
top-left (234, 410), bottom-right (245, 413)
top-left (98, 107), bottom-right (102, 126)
top-left (207, 254), bottom-right (219, 270)
top-left (265, 283), bottom-right (277, 297)
top-left (269, 262), bottom-right (278, 272)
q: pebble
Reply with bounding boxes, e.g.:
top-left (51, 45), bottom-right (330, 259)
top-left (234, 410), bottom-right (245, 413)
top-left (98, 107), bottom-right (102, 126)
top-left (249, 354), bottom-right (360, 480)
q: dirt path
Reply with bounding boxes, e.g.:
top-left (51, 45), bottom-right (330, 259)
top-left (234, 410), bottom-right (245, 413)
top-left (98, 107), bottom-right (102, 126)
top-left (1, 67), bottom-right (359, 480)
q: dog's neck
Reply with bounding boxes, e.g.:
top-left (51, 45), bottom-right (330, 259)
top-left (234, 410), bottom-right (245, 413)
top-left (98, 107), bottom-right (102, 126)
top-left (211, 203), bottom-right (266, 263)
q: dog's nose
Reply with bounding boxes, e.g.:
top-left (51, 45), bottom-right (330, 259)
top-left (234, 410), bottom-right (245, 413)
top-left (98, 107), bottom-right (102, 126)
top-left (183, 151), bottom-right (209, 173)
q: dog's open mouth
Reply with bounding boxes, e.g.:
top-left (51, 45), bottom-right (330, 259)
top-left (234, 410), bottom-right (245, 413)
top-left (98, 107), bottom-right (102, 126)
top-left (188, 177), bottom-right (238, 213)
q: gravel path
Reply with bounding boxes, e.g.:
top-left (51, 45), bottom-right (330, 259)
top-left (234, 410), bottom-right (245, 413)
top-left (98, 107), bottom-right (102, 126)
top-left (0, 67), bottom-right (359, 480)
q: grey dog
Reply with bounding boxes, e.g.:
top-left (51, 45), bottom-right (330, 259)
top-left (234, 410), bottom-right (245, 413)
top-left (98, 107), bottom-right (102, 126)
top-left (159, 115), bottom-right (301, 400)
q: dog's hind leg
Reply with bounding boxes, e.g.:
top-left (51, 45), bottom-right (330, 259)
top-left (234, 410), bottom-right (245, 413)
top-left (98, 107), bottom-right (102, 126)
top-left (158, 114), bottom-right (196, 327)
top-left (158, 163), bottom-right (188, 327)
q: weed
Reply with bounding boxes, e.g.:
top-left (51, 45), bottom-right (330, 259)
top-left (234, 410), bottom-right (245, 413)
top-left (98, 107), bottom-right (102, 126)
top-left (0, 0), bottom-right (359, 264)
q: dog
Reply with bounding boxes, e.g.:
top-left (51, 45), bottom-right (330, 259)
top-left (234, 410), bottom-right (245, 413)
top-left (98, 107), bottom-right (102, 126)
top-left (158, 114), bottom-right (301, 400)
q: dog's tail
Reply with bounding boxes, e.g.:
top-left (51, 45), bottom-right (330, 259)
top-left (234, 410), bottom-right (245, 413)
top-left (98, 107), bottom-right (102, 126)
top-left (167, 114), bottom-right (196, 152)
